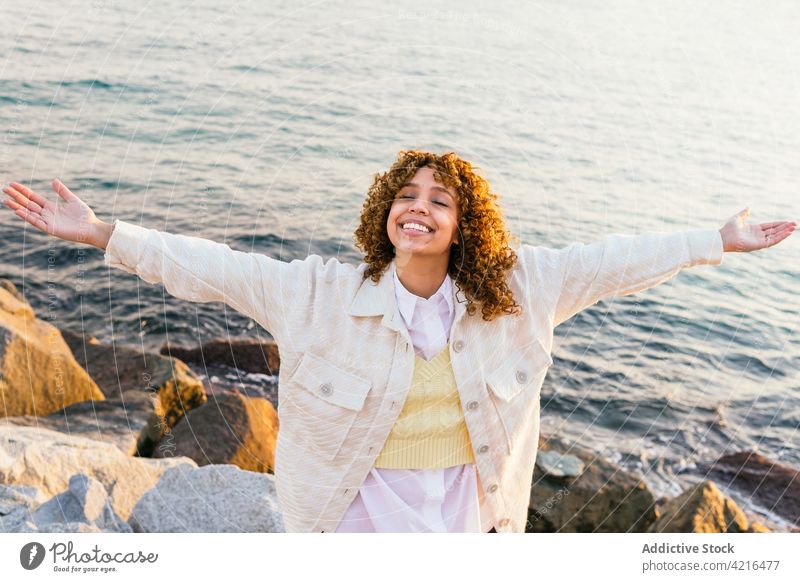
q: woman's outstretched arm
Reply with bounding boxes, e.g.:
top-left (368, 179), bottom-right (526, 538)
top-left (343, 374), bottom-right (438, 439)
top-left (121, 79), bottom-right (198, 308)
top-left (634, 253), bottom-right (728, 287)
top-left (519, 208), bottom-right (796, 329)
top-left (2, 179), bottom-right (325, 344)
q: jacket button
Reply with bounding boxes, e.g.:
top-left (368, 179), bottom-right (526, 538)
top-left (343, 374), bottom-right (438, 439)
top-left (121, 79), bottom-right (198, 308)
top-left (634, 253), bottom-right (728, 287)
top-left (499, 518), bottom-right (510, 527)
top-left (453, 340), bottom-right (465, 353)
top-left (466, 400), bottom-right (478, 411)
top-left (516, 370), bottom-right (527, 383)
top-left (489, 484), bottom-right (498, 493)
top-left (478, 444), bottom-right (489, 454)
top-left (320, 382), bottom-right (333, 396)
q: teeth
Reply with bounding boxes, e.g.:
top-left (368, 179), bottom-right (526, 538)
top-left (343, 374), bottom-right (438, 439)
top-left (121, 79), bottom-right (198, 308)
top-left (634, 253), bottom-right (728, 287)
top-left (402, 223), bottom-right (431, 233)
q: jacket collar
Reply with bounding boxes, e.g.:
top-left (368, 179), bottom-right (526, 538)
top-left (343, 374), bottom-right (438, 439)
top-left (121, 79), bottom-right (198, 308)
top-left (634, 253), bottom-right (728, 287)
top-left (392, 263), bottom-right (454, 327)
top-left (348, 258), bottom-right (467, 333)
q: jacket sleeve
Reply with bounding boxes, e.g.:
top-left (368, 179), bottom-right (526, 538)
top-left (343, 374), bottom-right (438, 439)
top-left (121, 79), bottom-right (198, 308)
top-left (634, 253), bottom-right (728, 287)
top-left (103, 218), bottom-right (322, 342)
top-left (523, 228), bottom-right (724, 328)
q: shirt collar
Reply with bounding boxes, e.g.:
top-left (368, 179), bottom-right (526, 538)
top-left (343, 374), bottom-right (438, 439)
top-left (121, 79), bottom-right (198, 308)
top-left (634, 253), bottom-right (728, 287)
top-left (392, 259), bottom-right (454, 325)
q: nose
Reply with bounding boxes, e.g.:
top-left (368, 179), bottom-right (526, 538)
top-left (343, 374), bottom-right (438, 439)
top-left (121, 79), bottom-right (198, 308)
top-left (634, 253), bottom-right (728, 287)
top-left (408, 197), bottom-right (430, 214)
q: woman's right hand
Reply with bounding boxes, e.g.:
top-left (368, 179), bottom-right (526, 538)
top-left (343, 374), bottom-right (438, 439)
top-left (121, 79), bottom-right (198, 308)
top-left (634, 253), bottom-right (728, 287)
top-left (2, 179), bottom-right (111, 248)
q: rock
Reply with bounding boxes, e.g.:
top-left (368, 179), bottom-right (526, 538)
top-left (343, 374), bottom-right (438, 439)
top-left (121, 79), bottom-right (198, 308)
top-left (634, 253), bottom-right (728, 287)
top-left (0, 288), bottom-right (106, 418)
top-left (0, 483), bottom-right (47, 532)
top-left (59, 327), bottom-right (201, 399)
top-left (128, 463), bottom-right (284, 532)
top-left (28, 474), bottom-right (132, 533)
top-left (0, 279), bottom-right (32, 316)
top-left (528, 434), bottom-right (657, 532)
top-left (647, 480), bottom-right (764, 532)
top-left (58, 327), bottom-right (208, 457)
top-left (536, 450), bottom-right (584, 478)
top-left (134, 357), bottom-right (208, 457)
top-left (700, 450), bottom-right (799, 528)
top-left (0, 390), bottom-right (156, 455)
top-left (748, 520), bottom-right (771, 532)
top-left (15, 520), bottom-right (105, 533)
top-left (0, 425), bottom-right (196, 521)
top-left (0, 278), bottom-right (27, 304)
top-left (152, 392), bottom-right (278, 473)
top-left (160, 337), bottom-right (280, 375)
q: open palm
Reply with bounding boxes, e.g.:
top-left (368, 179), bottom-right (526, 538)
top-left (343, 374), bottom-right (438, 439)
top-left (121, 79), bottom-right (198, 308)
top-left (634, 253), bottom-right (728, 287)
top-left (720, 207), bottom-right (797, 252)
top-left (2, 179), bottom-right (99, 244)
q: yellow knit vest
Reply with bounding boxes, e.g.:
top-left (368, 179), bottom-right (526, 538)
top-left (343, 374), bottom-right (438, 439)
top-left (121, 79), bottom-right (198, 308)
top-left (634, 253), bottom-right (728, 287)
top-left (374, 341), bottom-right (476, 469)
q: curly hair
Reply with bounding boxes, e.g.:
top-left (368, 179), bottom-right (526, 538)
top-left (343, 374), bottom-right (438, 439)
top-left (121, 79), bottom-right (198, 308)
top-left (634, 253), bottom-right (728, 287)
top-left (353, 149), bottom-right (522, 322)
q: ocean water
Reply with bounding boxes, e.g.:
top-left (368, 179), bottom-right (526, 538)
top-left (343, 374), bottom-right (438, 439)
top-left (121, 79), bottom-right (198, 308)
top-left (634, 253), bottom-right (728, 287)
top-left (1, 0), bottom-right (798, 523)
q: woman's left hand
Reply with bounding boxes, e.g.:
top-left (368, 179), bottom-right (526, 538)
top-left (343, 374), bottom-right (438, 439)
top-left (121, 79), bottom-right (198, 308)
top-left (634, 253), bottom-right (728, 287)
top-left (719, 208), bottom-right (796, 252)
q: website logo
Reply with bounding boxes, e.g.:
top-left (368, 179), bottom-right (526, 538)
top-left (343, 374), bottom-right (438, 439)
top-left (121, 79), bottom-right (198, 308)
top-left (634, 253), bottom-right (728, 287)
top-left (20, 542), bottom-right (46, 570)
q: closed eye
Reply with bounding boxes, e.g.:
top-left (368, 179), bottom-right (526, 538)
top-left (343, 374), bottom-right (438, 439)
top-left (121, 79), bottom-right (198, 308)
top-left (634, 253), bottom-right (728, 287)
top-left (398, 195), bottom-right (448, 207)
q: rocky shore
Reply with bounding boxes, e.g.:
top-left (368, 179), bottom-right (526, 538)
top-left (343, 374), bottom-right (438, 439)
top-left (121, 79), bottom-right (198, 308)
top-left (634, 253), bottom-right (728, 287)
top-left (0, 279), bottom-right (796, 533)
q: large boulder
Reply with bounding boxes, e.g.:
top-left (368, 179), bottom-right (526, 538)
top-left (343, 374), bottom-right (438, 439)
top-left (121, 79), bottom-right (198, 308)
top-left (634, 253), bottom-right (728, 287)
top-left (0, 483), bottom-right (47, 532)
top-left (647, 480), bottom-right (769, 533)
top-left (152, 392), bottom-right (278, 473)
top-left (0, 287), bottom-right (105, 418)
top-left (699, 450), bottom-right (799, 528)
top-left (0, 390), bottom-right (156, 455)
top-left (24, 474), bottom-right (132, 533)
top-left (58, 327), bottom-right (208, 457)
top-left (160, 337), bottom-right (281, 375)
top-left (0, 425), bottom-right (195, 520)
top-left (129, 463), bottom-right (284, 532)
top-left (14, 521), bottom-right (105, 533)
top-left (528, 434), bottom-right (657, 532)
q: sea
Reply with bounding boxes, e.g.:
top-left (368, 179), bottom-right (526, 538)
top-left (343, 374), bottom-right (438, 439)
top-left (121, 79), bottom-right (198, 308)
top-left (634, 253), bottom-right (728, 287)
top-left (1, 0), bottom-right (798, 527)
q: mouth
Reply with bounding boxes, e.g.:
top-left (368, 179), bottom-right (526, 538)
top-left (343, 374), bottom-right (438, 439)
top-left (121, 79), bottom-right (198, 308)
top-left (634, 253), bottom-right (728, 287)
top-left (399, 219), bottom-right (434, 234)
top-left (398, 222), bottom-right (434, 237)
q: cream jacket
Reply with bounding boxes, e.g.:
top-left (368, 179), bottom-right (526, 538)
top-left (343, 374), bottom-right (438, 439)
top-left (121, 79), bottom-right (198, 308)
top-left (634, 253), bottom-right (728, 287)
top-left (103, 219), bottom-right (724, 533)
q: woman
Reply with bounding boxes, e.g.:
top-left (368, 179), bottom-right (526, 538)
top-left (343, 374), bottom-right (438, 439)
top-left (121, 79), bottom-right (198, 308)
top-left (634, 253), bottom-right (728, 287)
top-left (2, 150), bottom-right (796, 533)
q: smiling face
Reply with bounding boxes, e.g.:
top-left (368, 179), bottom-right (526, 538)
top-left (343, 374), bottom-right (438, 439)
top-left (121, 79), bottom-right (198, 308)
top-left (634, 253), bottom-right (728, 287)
top-left (386, 166), bottom-right (460, 261)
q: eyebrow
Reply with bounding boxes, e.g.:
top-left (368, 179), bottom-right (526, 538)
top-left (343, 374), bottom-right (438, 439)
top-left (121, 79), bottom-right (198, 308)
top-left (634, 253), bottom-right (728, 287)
top-left (400, 181), bottom-right (455, 199)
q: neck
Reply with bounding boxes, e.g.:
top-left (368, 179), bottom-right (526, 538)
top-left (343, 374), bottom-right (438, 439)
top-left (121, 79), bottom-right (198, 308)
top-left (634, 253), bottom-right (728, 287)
top-left (394, 253), bottom-right (449, 299)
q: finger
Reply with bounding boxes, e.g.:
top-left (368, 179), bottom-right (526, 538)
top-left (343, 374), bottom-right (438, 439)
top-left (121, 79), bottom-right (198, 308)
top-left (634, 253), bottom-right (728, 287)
top-left (11, 205), bottom-right (49, 234)
top-left (760, 221), bottom-right (797, 231)
top-left (4, 197), bottom-right (23, 212)
top-left (9, 181), bottom-right (49, 208)
top-left (761, 225), bottom-right (791, 238)
top-left (763, 224), bottom-right (794, 239)
top-left (766, 227), bottom-right (795, 247)
top-left (3, 185), bottom-right (44, 213)
top-left (52, 179), bottom-right (78, 202)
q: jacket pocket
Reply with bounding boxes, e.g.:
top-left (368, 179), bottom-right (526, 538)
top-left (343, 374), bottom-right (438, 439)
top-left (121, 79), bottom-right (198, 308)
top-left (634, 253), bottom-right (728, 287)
top-left (485, 339), bottom-right (553, 455)
top-left (286, 351), bottom-right (372, 461)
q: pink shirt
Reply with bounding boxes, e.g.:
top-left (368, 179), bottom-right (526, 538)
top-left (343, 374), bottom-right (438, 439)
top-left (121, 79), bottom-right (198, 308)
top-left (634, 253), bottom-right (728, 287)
top-left (334, 262), bottom-right (494, 532)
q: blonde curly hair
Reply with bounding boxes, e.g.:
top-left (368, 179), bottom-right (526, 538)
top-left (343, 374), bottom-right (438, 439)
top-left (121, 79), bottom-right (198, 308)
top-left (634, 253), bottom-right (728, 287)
top-left (353, 149), bottom-right (522, 322)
